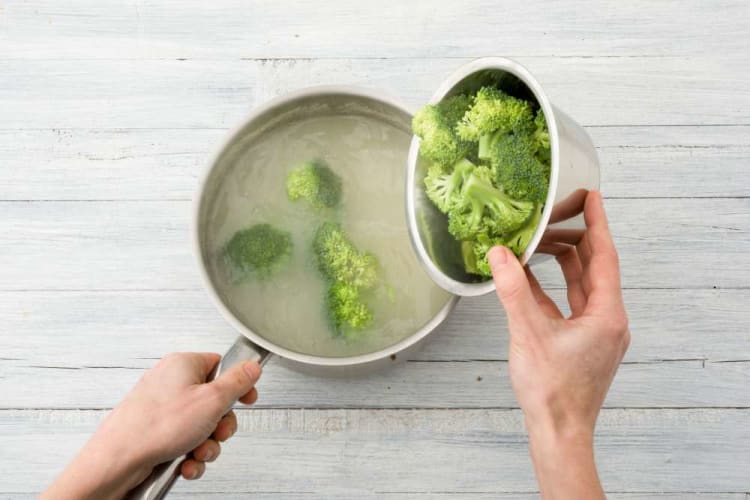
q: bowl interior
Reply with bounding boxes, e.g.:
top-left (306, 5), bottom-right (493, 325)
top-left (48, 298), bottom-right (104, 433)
top-left (406, 66), bottom-right (548, 296)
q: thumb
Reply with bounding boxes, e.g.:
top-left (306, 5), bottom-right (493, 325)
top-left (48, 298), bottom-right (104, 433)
top-left (488, 246), bottom-right (541, 328)
top-left (207, 361), bottom-right (262, 413)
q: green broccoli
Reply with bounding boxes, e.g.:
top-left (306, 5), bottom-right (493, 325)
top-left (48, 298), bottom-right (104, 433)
top-left (532, 110), bottom-right (551, 164)
top-left (223, 223), bottom-right (293, 282)
top-left (456, 87), bottom-right (534, 144)
top-left (286, 160), bottom-right (342, 209)
top-left (413, 85), bottom-right (552, 278)
top-left (312, 222), bottom-right (380, 336)
top-left (412, 94), bottom-right (472, 167)
top-left (326, 281), bottom-right (373, 336)
top-left (312, 222), bottom-right (378, 289)
top-left (469, 203), bottom-right (543, 276)
top-left (446, 165), bottom-right (535, 240)
top-left (489, 133), bottom-right (550, 204)
top-left (423, 158), bottom-right (475, 213)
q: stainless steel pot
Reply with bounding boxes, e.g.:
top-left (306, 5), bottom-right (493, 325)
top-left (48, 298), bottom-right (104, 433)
top-left (126, 87), bottom-right (460, 500)
top-left (406, 57), bottom-right (600, 296)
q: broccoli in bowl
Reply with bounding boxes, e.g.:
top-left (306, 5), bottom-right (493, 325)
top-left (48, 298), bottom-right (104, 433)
top-left (412, 86), bottom-right (551, 278)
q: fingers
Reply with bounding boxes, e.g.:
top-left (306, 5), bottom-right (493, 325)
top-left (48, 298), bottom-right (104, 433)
top-left (181, 459), bottom-right (206, 480)
top-left (488, 246), bottom-right (544, 330)
top-left (556, 247), bottom-right (587, 317)
top-left (192, 438), bottom-right (221, 463)
top-left (580, 191), bottom-right (624, 316)
top-left (238, 387), bottom-right (259, 406)
top-left (206, 361), bottom-right (262, 414)
top-left (191, 352), bottom-right (222, 381)
top-left (583, 191), bottom-right (618, 263)
top-left (525, 268), bottom-right (563, 319)
top-left (213, 411), bottom-right (239, 442)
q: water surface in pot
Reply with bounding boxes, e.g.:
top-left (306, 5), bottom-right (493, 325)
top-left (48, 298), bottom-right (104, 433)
top-left (205, 105), bottom-right (452, 357)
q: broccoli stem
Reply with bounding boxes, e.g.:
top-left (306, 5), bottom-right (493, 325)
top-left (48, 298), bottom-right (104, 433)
top-left (461, 241), bottom-right (479, 275)
top-left (478, 134), bottom-right (493, 160)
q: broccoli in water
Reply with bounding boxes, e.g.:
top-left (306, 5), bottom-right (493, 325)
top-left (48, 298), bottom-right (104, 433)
top-left (411, 94), bottom-right (473, 167)
top-left (412, 86), bottom-right (552, 278)
top-left (312, 222), bottom-right (379, 337)
top-left (223, 223), bottom-right (293, 282)
top-left (286, 160), bottom-right (342, 209)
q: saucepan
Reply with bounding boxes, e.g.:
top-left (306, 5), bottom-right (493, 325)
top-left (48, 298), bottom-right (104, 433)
top-left (127, 57), bottom-right (599, 499)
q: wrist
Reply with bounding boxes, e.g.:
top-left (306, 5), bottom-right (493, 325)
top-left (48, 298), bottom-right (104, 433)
top-left (42, 426), bottom-right (154, 500)
top-left (525, 416), bottom-right (604, 500)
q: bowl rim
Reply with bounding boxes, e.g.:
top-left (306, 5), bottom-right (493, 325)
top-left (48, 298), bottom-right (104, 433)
top-left (192, 85), bottom-right (460, 367)
top-left (405, 57), bottom-right (560, 297)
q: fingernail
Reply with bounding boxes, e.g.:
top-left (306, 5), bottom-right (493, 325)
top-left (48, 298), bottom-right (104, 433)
top-left (204, 450), bottom-right (214, 461)
top-left (188, 467), bottom-right (199, 479)
top-left (243, 361), bottom-right (259, 380)
top-left (488, 246), bottom-right (508, 268)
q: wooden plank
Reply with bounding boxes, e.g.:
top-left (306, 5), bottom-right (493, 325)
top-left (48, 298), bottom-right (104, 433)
top-left (2, 409), bottom-right (748, 494)
top-left (3, 0), bottom-right (748, 59)
top-left (1, 57), bottom-right (748, 129)
top-left (2, 126), bottom-right (747, 201)
top-left (1, 358), bottom-right (749, 409)
top-left (2, 289), bottom-right (747, 365)
top-left (0, 198), bottom-right (746, 291)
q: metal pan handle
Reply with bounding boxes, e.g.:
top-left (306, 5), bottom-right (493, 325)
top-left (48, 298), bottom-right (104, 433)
top-left (124, 336), bottom-right (271, 500)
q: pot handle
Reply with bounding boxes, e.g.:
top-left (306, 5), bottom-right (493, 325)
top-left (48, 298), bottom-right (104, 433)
top-left (124, 336), bottom-right (271, 500)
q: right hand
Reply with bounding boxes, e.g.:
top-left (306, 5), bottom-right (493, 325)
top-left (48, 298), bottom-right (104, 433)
top-left (488, 190), bottom-right (629, 499)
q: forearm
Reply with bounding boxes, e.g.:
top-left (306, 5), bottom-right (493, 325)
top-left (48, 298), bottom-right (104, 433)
top-left (41, 432), bottom-right (151, 500)
top-left (527, 422), bottom-right (605, 500)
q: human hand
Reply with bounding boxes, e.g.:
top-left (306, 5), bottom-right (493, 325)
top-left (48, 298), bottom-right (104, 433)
top-left (41, 353), bottom-right (261, 500)
top-left (487, 190), bottom-right (629, 500)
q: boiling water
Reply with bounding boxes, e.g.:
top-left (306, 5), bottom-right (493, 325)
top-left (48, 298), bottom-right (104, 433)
top-left (206, 112), bottom-right (453, 357)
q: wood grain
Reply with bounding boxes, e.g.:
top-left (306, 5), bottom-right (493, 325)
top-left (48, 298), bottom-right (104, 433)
top-left (2, 357), bottom-right (749, 410)
top-left (2, 126), bottom-right (747, 201)
top-left (1, 56), bottom-right (748, 129)
top-left (2, 409), bottom-right (748, 494)
top-left (3, 0), bottom-right (748, 59)
top-left (2, 289), bottom-right (747, 365)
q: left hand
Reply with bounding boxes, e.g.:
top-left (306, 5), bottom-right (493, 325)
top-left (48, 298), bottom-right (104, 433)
top-left (41, 352), bottom-right (262, 500)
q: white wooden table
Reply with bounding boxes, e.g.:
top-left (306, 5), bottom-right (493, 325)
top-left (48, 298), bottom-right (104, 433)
top-left (1, 1), bottom-right (749, 498)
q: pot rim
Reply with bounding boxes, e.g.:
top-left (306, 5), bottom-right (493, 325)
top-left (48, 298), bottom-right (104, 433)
top-left (193, 85), bottom-right (460, 367)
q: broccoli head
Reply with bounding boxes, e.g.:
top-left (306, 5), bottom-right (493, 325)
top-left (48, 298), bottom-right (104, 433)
top-left (446, 165), bottom-right (535, 240)
top-left (223, 223), bottom-right (293, 282)
top-left (312, 222), bottom-right (378, 289)
top-left (467, 203), bottom-right (543, 276)
top-left (490, 133), bottom-right (550, 204)
top-left (286, 160), bottom-right (342, 209)
top-left (325, 281), bottom-right (373, 336)
top-left (456, 87), bottom-right (534, 143)
top-left (423, 158), bottom-right (476, 213)
top-left (412, 94), bottom-right (472, 167)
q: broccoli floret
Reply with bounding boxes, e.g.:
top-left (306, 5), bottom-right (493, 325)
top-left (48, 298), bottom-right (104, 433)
top-left (325, 281), bottom-right (373, 336)
top-left (447, 165), bottom-right (535, 240)
top-left (286, 160), bottom-right (342, 209)
top-left (223, 223), bottom-right (293, 282)
top-left (312, 222), bottom-right (378, 289)
top-left (469, 204), bottom-right (543, 276)
top-left (456, 87), bottom-right (534, 143)
top-left (504, 203), bottom-right (543, 256)
top-left (423, 158), bottom-right (476, 213)
top-left (490, 133), bottom-right (550, 203)
top-left (532, 110), bottom-right (551, 164)
top-left (312, 222), bottom-right (380, 337)
top-left (412, 94), bottom-right (472, 167)
top-left (412, 85), bottom-right (552, 279)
